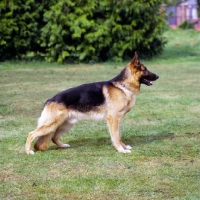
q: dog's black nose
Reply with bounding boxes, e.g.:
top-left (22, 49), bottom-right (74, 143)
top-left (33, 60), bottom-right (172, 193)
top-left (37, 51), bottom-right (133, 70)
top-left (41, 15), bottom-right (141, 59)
top-left (156, 75), bottom-right (159, 80)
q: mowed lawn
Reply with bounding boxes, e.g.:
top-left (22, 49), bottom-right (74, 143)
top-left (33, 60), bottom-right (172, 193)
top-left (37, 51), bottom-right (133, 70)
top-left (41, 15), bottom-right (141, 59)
top-left (0, 29), bottom-right (200, 199)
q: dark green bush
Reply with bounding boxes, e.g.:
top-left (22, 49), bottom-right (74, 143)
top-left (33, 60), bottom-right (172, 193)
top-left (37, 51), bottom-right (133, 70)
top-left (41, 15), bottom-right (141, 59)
top-left (0, 0), bottom-right (167, 62)
top-left (178, 20), bottom-right (194, 30)
top-left (0, 0), bottom-right (39, 60)
top-left (0, 0), bottom-right (54, 61)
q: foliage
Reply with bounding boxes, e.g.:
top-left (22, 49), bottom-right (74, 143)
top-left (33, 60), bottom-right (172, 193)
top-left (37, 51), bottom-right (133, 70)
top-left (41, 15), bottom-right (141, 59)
top-left (0, 0), bottom-right (167, 62)
top-left (0, 0), bottom-right (40, 60)
top-left (0, 0), bottom-right (54, 61)
top-left (178, 20), bottom-right (194, 29)
top-left (163, 0), bottom-right (184, 6)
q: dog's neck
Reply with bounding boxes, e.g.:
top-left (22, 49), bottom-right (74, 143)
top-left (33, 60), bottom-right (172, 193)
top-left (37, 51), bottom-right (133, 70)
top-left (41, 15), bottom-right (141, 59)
top-left (111, 67), bottom-right (141, 94)
top-left (112, 81), bottom-right (133, 94)
top-left (120, 80), bottom-right (140, 94)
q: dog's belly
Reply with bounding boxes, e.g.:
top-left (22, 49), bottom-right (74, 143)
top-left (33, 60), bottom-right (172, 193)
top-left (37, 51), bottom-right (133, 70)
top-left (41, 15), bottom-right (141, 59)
top-left (68, 110), bottom-right (107, 124)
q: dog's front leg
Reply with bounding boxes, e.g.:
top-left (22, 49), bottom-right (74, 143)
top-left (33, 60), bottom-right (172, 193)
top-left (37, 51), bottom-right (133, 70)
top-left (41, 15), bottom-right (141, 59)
top-left (107, 115), bottom-right (131, 153)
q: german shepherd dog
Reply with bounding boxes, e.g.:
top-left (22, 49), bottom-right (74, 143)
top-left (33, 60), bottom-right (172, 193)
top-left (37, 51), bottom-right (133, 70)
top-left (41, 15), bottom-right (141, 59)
top-left (25, 52), bottom-right (159, 154)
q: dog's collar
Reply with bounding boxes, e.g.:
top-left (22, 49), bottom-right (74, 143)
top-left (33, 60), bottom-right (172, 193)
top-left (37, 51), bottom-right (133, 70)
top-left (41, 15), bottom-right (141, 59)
top-left (113, 81), bottom-right (133, 94)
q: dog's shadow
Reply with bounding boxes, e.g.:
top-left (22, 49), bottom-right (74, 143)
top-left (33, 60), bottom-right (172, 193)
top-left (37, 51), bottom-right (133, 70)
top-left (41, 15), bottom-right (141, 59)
top-left (49, 132), bottom-right (175, 151)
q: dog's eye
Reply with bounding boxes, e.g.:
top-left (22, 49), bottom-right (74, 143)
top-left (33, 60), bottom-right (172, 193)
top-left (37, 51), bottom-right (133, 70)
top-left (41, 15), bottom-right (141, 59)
top-left (140, 66), bottom-right (146, 71)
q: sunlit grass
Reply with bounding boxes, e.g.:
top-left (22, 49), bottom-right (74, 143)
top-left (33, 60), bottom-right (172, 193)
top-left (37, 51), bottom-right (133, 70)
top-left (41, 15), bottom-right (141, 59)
top-left (0, 29), bottom-right (200, 199)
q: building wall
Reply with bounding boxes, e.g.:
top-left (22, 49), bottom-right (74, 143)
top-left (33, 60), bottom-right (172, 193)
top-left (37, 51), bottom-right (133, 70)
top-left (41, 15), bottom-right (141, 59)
top-left (166, 0), bottom-right (199, 29)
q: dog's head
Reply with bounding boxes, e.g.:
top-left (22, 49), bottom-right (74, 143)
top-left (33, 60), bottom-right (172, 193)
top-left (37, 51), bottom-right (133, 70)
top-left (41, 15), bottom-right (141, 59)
top-left (130, 52), bottom-right (159, 86)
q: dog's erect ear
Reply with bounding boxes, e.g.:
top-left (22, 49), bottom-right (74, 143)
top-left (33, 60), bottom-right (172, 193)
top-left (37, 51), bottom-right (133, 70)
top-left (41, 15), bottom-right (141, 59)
top-left (131, 52), bottom-right (138, 64)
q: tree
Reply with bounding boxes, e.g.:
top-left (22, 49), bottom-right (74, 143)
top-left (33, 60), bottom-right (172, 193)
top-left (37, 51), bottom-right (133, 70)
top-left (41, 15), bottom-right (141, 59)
top-left (0, 0), bottom-right (54, 61)
top-left (40, 0), bottom-right (167, 62)
top-left (0, 0), bottom-right (167, 62)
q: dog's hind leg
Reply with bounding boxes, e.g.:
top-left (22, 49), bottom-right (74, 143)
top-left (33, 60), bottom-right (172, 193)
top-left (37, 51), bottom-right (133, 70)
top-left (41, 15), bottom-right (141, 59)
top-left (25, 125), bottom-right (57, 155)
top-left (52, 122), bottom-right (74, 148)
top-left (34, 133), bottom-right (53, 151)
top-left (25, 103), bottom-right (67, 155)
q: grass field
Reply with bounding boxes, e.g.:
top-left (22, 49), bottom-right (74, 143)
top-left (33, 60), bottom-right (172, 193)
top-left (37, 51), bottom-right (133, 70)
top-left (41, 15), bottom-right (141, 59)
top-left (0, 29), bottom-right (200, 199)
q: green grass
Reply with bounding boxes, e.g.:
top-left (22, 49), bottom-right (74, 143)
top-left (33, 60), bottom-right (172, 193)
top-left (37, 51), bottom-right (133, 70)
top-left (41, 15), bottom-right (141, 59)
top-left (0, 29), bottom-right (200, 199)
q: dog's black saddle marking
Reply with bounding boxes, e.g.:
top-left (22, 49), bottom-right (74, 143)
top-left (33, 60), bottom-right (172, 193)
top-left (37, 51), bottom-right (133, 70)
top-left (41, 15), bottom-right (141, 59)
top-left (46, 81), bottom-right (112, 112)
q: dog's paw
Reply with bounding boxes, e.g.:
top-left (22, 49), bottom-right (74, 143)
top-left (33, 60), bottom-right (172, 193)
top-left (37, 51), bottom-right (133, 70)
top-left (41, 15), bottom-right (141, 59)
top-left (26, 150), bottom-right (35, 155)
top-left (122, 149), bottom-right (131, 153)
top-left (125, 145), bottom-right (132, 150)
top-left (60, 144), bottom-right (70, 148)
top-left (117, 146), bottom-right (132, 153)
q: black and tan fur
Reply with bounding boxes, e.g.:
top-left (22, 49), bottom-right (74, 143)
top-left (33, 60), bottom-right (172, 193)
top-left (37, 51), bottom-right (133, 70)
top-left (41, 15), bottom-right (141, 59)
top-left (25, 52), bottom-right (159, 154)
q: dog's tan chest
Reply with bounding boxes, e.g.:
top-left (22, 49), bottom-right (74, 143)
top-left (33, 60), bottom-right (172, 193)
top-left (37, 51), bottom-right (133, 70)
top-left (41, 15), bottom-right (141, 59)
top-left (114, 82), bottom-right (136, 110)
top-left (123, 93), bottom-right (136, 113)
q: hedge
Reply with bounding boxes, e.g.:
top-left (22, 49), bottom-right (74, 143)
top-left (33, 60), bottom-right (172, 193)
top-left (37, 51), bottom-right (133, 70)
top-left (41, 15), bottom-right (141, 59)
top-left (0, 0), bottom-right (167, 62)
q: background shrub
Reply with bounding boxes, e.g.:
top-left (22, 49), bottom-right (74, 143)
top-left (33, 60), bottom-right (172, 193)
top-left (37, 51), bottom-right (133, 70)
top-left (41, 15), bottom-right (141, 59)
top-left (0, 0), bottom-right (167, 62)
top-left (178, 20), bottom-right (194, 30)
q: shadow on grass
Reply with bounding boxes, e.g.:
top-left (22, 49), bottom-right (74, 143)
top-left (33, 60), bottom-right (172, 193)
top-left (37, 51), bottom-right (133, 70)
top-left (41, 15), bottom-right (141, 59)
top-left (48, 132), bottom-right (175, 151)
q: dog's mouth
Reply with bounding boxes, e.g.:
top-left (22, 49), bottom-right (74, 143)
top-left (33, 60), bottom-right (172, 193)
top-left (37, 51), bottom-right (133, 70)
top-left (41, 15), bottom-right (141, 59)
top-left (140, 74), bottom-right (159, 86)
top-left (140, 77), bottom-right (153, 86)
